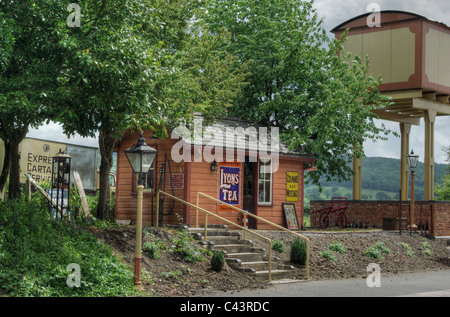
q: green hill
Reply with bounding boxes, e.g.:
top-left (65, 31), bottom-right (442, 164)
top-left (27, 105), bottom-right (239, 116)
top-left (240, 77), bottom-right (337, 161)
top-left (304, 157), bottom-right (448, 206)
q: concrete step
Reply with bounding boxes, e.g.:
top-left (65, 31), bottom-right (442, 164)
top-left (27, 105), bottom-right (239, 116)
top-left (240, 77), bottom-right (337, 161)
top-left (212, 244), bottom-right (256, 253)
top-left (187, 224), bottom-right (295, 282)
top-left (254, 269), bottom-right (294, 281)
top-left (226, 252), bottom-right (266, 262)
top-left (240, 261), bottom-right (279, 270)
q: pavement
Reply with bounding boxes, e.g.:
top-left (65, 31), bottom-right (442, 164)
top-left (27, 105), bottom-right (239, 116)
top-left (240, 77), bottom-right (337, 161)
top-left (204, 269), bottom-right (450, 297)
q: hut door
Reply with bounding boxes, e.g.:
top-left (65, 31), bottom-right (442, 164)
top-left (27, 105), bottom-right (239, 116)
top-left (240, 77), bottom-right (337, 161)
top-left (243, 161), bottom-right (257, 229)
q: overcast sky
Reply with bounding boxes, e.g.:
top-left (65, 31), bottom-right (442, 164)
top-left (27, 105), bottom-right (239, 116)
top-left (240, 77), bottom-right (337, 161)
top-left (28, 0), bottom-right (450, 163)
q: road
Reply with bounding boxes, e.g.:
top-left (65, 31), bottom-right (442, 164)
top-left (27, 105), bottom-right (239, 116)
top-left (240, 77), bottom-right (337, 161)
top-left (204, 269), bottom-right (450, 297)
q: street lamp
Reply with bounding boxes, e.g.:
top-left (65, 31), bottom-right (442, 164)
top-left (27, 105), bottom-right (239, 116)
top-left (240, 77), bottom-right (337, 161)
top-left (125, 132), bottom-right (158, 288)
top-left (406, 150), bottom-right (419, 231)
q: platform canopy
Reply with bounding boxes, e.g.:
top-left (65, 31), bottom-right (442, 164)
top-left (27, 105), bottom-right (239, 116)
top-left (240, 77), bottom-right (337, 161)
top-left (332, 11), bottom-right (450, 201)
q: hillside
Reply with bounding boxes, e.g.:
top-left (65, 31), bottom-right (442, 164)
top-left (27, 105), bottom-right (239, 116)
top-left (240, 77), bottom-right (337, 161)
top-left (305, 157), bottom-right (448, 204)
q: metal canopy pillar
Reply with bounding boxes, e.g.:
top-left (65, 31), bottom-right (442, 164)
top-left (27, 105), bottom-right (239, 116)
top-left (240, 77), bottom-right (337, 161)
top-left (400, 123), bottom-right (411, 200)
top-left (424, 110), bottom-right (436, 200)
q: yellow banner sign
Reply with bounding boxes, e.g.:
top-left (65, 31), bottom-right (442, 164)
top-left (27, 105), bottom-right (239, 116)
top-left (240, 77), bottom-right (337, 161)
top-left (286, 171), bottom-right (299, 202)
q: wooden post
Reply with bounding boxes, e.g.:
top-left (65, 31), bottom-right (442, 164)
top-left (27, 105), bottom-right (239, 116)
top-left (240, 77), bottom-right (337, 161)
top-left (134, 184), bottom-right (144, 288)
top-left (25, 178), bottom-right (31, 201)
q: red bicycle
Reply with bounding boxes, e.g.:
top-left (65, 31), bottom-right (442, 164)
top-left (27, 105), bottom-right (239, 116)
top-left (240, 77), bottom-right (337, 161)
top-left (318, 197), bottom-right (348, 229)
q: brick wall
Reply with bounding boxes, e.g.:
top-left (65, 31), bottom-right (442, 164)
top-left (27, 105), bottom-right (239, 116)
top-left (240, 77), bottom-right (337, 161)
top-left (310, 200), bottom-right (450, 238)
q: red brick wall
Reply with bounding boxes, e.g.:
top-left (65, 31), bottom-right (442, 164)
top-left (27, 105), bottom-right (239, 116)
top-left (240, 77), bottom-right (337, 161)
top-left (310, 200), bottom-right (450, 237)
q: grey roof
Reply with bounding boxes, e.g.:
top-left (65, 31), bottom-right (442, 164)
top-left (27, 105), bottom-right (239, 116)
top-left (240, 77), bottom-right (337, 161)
top-left (172, 114), bottom-right (312, 158)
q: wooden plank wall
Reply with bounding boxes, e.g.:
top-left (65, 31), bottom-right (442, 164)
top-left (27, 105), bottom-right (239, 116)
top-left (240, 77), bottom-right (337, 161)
top-left (189, 160), bottom-right (244, 228)
top-left (256, 159), bottom-right (305, 230)
top-left (115, 130), bottom-right (186, 226)
top-left (116, 131), bottom-right (307, 230)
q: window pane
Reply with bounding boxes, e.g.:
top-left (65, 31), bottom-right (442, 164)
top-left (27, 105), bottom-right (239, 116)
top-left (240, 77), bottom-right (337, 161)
top-left (258, 181), bottom-right (264, 202)
top-left (145, 170), bottom-right (154, 190)
top-left (264, 181), bottom-right (271, 202)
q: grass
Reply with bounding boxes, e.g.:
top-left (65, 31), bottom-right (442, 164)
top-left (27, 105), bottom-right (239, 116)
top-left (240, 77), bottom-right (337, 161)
top-left (0, 199), bottom-right (138, 297)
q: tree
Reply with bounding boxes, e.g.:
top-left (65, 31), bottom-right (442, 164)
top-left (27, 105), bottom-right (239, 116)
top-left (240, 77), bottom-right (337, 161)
top-left (204, 0), bottom-right (392, 186)
top-left (53, 0), bottom-right (246, 218)
top-left (436, 146), bottom-right (450, 201)
top-left (0, 1), bottom-right (65, 199)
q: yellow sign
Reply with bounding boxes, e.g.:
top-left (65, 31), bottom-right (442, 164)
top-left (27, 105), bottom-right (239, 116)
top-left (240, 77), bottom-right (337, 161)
top-left (286, 171), bottom-right (299, 202)
top-left (20, 138), bottom-right (66, 184)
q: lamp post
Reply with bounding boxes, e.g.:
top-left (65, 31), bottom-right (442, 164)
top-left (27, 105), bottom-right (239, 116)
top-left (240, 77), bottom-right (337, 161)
top-left (406, 150), bottom-right (419, 231)
top-left (125, 132), bottom-right (158, 288)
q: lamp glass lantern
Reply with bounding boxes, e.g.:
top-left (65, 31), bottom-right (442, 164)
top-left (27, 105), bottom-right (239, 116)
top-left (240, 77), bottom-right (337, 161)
top-left (125, 132), bottom-right (158, 178)
top-left (406, 150), bottom-right (419, 173)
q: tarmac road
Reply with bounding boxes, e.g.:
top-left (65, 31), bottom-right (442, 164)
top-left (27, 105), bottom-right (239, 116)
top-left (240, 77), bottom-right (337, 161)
top-left (205, 269), bottom-right (450, 297)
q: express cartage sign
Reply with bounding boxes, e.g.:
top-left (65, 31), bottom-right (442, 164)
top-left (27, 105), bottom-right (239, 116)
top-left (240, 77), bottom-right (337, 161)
top-left (218, 162), bottom-right (241, 212)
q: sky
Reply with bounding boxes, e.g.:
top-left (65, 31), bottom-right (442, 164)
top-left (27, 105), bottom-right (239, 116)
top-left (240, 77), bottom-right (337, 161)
top-left (27, 0), bottom-right (450, 163)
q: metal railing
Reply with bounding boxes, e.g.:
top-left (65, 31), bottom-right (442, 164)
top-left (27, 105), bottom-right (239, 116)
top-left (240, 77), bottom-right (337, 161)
top-left (155, 190), bottom-right (274, 282)
top-left (196, 192), bottom-right (310, 280)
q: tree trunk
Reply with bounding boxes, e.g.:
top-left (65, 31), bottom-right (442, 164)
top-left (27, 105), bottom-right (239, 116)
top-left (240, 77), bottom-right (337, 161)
top-left (97, 129), bottom-right (115, 220)
top-left (0, 139), bottom-right (11, 200)
top-left (8, 140), bottom-right (21, 200)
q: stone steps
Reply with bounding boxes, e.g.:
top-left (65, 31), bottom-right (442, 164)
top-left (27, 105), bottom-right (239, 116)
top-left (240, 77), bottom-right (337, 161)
top-left (188, 224), bottom-right (294, 281)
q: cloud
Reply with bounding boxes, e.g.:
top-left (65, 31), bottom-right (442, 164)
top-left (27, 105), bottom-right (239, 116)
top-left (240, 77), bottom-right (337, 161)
top-left (27, 122), bottom-right (98, 149)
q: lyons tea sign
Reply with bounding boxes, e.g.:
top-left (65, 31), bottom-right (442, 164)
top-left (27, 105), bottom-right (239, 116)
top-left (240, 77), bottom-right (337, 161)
top-left (218, 162), bottom-right (241, 212)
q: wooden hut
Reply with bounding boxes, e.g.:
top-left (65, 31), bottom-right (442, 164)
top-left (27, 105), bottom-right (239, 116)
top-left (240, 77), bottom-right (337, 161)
top-left (114, 115), bottom-right (316, 230)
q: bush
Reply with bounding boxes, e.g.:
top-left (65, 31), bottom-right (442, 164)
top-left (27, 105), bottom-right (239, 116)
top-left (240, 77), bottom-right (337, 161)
top-left (272, 240), bottom-right (286, 254)
top-left (143, 242), bottom-right (161, 259)
top-left (170, 230), bottom-right (206, 263)
top-left (290, 238), bottom-right (307, 265)
top-left (0, 199), bottom-right (137, 297)
top-left (365, 242), bottom-right (391, 260)
top-left (211, 251), bottom-right (226, 272)
top-left (319, 250), bottom-right (337, 262)
top-left (328, 241), bottom-right (347, 254)
top-left (400, 242), bottom-right (416, 258)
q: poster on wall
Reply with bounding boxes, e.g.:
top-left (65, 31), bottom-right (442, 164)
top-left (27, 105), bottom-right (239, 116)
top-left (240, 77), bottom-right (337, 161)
top-left (286, 171), bottom-right (299, 202)
top-left (218, 162), bottom-right (241, 212)
top-left (282, 203), bottom-right (300, 230)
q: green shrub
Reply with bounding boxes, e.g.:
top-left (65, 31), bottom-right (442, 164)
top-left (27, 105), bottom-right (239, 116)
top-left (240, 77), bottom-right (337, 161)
top-left (143, 242), bottom-right (161, 259)
top-left (211, 251), bottom-right (226, 272)
top-left (290, 238), bottom-right (307, 265)
top-left (328, 241), bottom-right (346, 254)
top-left (365, 242), bottom-right (391, 260)
top-left (272, 240), bottom-right (286, 253)
top-left (319, 250), bottom-right (337, 262)
top-left (400, 242), bottom-right (416, 258)
top-left (0, 199), bottom-right (137, 297)
top-left (170, 230), bottom-right (206, 263)
top-left (420, 241), bottom-right (434, 256)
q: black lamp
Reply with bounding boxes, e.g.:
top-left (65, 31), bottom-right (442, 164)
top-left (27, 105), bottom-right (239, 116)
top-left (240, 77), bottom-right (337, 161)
top-left (211, 160), bottom-right (218, 171)
top-left (125, 132), bottom-right (158, 181)
top-left (124, 131), bottom-right (158, 288)
top-left (406, 150), bottom-right (419, 173)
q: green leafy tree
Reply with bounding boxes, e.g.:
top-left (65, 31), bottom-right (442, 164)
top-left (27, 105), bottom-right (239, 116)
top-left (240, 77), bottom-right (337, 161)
top-left (436, 146), bottom-right (450, 201)
top-left (0, 1), bottom-right (66, 198)
top-left (53, 0), bottom-right (245, 218)
top-left (204, 0), bottom-right (392, 186)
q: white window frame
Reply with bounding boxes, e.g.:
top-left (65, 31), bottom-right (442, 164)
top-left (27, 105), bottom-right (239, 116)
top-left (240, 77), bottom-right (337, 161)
top-left (258, 158), bottom-right (272, 205)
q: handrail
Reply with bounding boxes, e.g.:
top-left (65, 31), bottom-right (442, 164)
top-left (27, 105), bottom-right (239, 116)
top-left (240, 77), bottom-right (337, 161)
top-left (197, 192), bottom-right (310, 280)
top-left (155, 190), bottom-right (274, 282)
